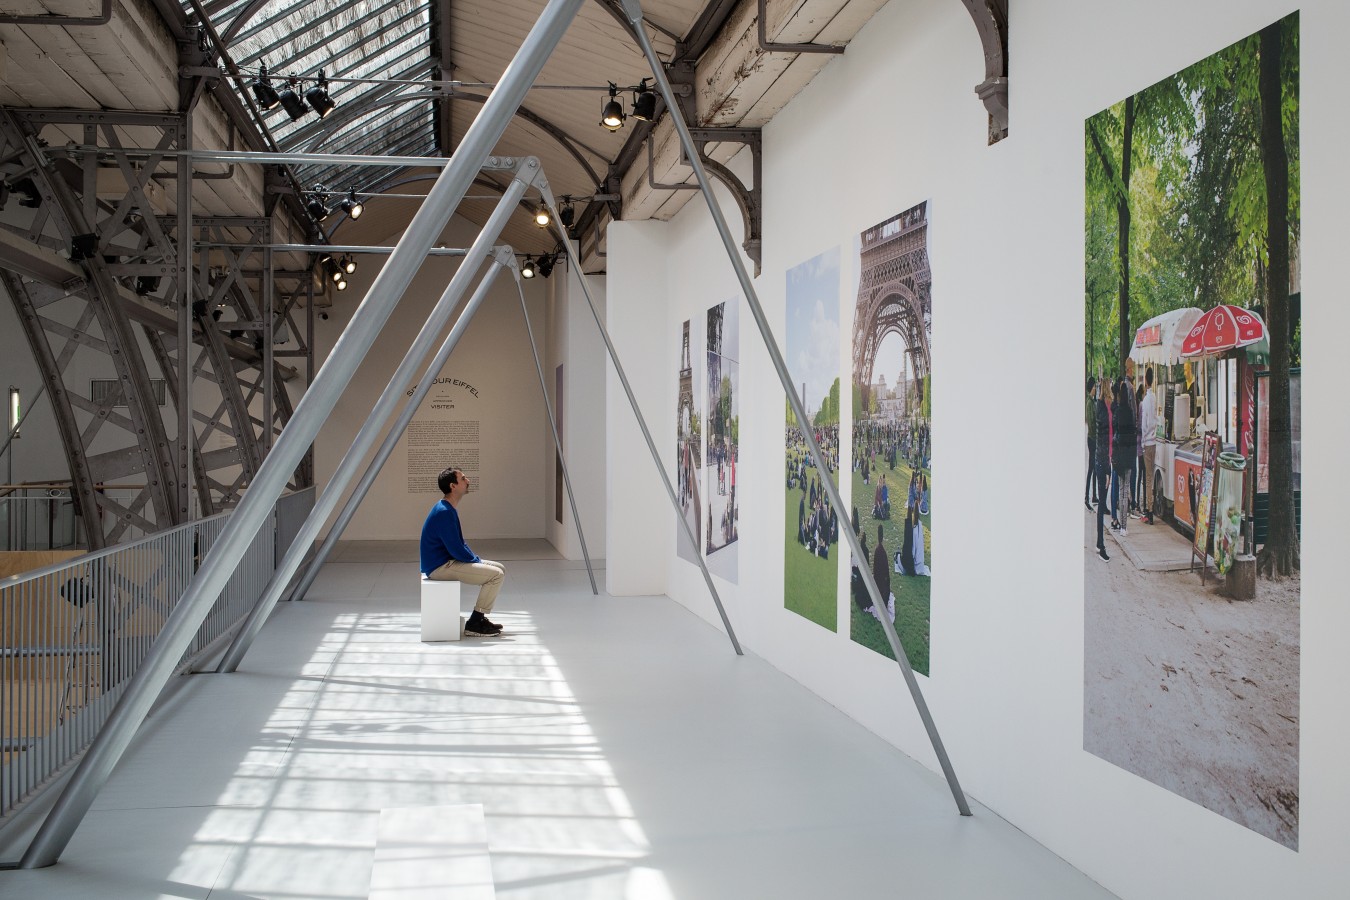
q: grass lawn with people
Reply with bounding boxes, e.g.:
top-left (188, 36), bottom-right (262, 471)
top-left (783, 480), bottom-right (838, 632)
top-left (850, 456), bottom-right (931, 675)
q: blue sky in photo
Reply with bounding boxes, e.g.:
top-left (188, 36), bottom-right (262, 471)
top-left (786, 247), bottom-right (840, 418)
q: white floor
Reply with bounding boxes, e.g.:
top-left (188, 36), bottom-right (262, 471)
top-left (1, 541), bottom-right (1116, 899)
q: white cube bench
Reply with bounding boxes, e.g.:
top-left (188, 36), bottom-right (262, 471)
top-left (420, 577), bottom-right (463, 642)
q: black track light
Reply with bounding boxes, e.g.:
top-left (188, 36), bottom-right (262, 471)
top-left (559, 196), bottom-right (575, 228)
top-left (521, 255), bottom-right (536, 279)
top-left (537, 253), bottom-right (555, 279)
top-left (305, 69), bottom-right (335, 119)
top-left (632, 79), bottom-right (657, 121)
top-left (339, 188), bottom-right (363, 219)
top-left (600, 83), bottom-right (625, 132)
top-left (533, 204), bottom-right (551, 228)
top-left (251, 63), bottom-right (280, 110)
top-left (277, 78), bottom-right (308, 120)
top-left (135, 275), bottom-right (161, 296)
top-left (307, 186), bottom-right (330, 221)
top-left (340, 255), bottom-right (357, 275)
top-left (14, 178), bottom-right (41, 208)
top-left (336, 277), bottom-right (348, 291)
top-left (328, 259), bottom-right (344, 283)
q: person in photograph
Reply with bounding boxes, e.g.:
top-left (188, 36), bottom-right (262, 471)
top-left (896, 506), bottom-right (916, 576)
top-left (420, 467), bottom-right (506, 636)
top-left (797, 491), bottom-right (806, 545)
top-left (1093, 378), bottom-right (1113, 562)
top-left (1085, 376), bottom-right (1099, 510)
top-left (871, 523), bottom-right (892, 621)
top-left (911, 503), bottom-right (930, 576)
top-left (1111, 376), bottom-right (1136, 537)
top-left (1140, 367), bottom-right (1158, 525)
top-left (1129, 374), bottom-right (1143, 517)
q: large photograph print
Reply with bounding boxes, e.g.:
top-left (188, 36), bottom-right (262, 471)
top-left (1082, 12), bottom-right (1300, 849)
top-left (675, 319), bottom-right (702, 564)
top-left (704, 299), bottom-right (739, 582)
top-left (849, 202), bottom-right (932, 675)
top-left (784, 248), bottom-right (842, 631)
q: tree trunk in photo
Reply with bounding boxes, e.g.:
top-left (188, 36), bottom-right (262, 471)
top-left (1257, 22), bottom-right (1298, 576)
top-left (1116, 95), bottom-right (1134, 373)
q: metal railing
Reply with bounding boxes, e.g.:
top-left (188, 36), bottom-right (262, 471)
top-left (0, 488), bottom-right (80, 552)
top-left (0, 487), bottom-right (313, 825)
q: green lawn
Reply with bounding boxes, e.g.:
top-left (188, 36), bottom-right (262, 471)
top-left (783, 483), bottom-right (838, 632)
top-left (849, 456), bottom-right (931, 675)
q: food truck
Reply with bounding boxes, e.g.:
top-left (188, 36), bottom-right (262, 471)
top-left (1129, 305), bottom-right (1281, 537)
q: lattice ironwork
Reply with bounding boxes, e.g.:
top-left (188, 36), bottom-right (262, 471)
top-left (0, 108), bottom-right (313, 544)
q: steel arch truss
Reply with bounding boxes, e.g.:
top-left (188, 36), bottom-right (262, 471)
top-left (1, 109), bottom-right (185, 546)
top-left (851, 203), bottom-right (932, 406)
top-left (0, 109), bottom-right (312, 545)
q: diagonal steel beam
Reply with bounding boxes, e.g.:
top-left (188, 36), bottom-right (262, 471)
top-left (17, 0), bottom-right (586, 867)
top-left (618, 0), bottom-right (971, 816)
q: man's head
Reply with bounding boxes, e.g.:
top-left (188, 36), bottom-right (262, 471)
top-left (1145, 366), bottom-right (1154, 388)
top-left (437, 467), bottom-right (469, 499)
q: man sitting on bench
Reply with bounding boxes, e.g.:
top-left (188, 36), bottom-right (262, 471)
top-left (420, 467), bottom-right (506, 636)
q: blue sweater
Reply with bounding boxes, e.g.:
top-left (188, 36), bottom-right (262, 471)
top-left (420, 499), bottom-right (480, 574)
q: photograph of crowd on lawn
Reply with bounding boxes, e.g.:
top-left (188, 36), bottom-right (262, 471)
top-left (848, 202), bottom-right (932, 676)
top-left (704, 299), bottom-right (739, 582)
top-left (675, 319), bottom-right (702, 565)
top-left (784, 248), bottom-right (843, 632)
top-left (1082, 12), bottom-right (1301, 849)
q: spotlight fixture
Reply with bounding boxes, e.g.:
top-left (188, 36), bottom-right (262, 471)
top-left (134, 275), bottom-right (161, 296)
top-left (632, 78), bottom-right (657, 121)
top-left (521, 256), bottom-right (536, 279)
top-left (533, 204), bottom-right (551, 228)
top-left (559, 196), bottom-right (575, 228)
top-left (304, 69), bottom-right (335, 119)
top-left (307, 186), bottom-right (330, 221)
top-left (10, 386), bottom-right (21, 440)
top-left (251, 62), bottom-right (280, 110)
top-left (277, 77), bottom-right (308, 121)
top-left (600, 83), bottom-right (625, 132)
top-left (339, 188), bottom-right (363, 220)
top-left (336, 277), bottom-right (348, 291)
top-left (13, 178), bottom-right (41, 208)
top-left (537, 253), bottom-right (555, 279)
top-left (328, 259), bottom-right (344, 283)
top-left (340, 255), bottom-right (357, 275)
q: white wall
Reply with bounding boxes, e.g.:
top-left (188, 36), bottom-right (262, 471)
top-left (313, 214), bottom-right (549, 541)
top-left (606, 1), bottom-right (1350, 898)
top-left (543, 250), bottom-right (608, 560)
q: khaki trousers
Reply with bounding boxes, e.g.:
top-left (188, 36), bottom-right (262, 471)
top-left (428, 558), bottom-right (505, 613)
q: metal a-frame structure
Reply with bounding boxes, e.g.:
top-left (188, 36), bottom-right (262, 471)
top-left (13, 0), bottom-right (967, 870)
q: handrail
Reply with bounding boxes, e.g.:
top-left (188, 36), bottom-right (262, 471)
top-left (0, 490), bottom-right (310, 836)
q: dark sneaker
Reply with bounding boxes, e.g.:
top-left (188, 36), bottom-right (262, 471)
top-left (465, 611), bottom-right (503, 636)
top-left (1097, 547), bottom-right (1110, 562)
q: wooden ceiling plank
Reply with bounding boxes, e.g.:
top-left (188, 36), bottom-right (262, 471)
top-left (0, 26), bottom-right (90, 107)
top-left (19, 24), bottom-right (135, 110)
